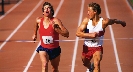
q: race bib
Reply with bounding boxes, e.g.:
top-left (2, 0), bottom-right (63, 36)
top-left (84, 39), bottom-right (99, 47)
top-left (42, 36), bottom-right (53, 44)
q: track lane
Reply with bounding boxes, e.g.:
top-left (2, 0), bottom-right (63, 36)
top-left (0, 0), bottom-right (43, 72)
top-left (106, 0), bottom-right (133, 72)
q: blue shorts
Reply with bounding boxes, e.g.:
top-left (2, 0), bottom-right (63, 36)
top-left (36, 45), bottom-right (61, 60)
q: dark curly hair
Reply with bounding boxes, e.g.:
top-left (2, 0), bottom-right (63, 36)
top-left (42, 2), bottom-right (54, 16)
top-left (88, 2), bottom-right (101, 15)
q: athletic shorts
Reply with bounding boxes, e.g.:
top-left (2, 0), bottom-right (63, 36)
top-left (36, 45), bottom-right (61, 60)
top-left (82, 45), bottom-right (103, 60)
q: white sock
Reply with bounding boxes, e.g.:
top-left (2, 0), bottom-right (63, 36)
top-left (86, 69), bottom-right (90, 72)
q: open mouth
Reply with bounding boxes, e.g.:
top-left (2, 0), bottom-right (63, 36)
top-left (46, 11), bottom-right (49, 13)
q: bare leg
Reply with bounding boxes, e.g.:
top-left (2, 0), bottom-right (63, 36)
top-left (50, 55), bottom-right (60, 72)
top-left (39, 51), bottom-right (49, 72)
top-left (81, 55), bottom-right (92, 69)
top-left (93, 51), bottom-right (102, 72)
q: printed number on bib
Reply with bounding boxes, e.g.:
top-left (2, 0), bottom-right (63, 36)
top-left (91, 39), bottom-right (98, 46)
top-left (42, 36), bottom-right (53, 44)
top-left (84, 39), bottom-right (99, 47)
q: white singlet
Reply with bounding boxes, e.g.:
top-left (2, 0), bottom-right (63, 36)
top-left (84, 18), bottom-right (104, 47)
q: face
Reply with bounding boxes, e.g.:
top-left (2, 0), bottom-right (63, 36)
top-left (43, 5), bottom-right (52, 16)
top-left (87, 7), bottom-right (96, 19)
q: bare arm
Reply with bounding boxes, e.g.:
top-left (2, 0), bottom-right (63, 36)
top-left (76, 17), bottom-right (98, 38)
top-left (53, 18), bottom-right (69, 38)
top-left (32, 17), bottom-right (41, 41)
top-left (103, 18), bottom-right (126, 28)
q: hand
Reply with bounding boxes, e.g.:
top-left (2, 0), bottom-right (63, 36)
top-left (92, 32), bottom-right (98, 38)
top-left (54, 24), bottom-right (60, 29)
top-left (120, 21), bottom-right (126, 27)
top-left (97, 31), bottom-right (104, 37)
top-left (32, 34), bottom-right (37, 43)
top-left (62, 33), bottom-right (69, 38)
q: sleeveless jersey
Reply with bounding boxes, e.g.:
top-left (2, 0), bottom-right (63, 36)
top-left (39, 17), bottom-right (59, 49)
top-left (84, 18), bottom-right (104, 47)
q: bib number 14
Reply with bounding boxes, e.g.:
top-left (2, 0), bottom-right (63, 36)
top-left (42, 36), bottom-right (53, 44)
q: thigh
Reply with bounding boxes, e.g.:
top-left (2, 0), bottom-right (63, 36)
top-left (50, 55), bottom-right (60, 68)
top-left (39, 51), bottom-right (49, 62)
top-left (93, 51), bottom-right (102, 63)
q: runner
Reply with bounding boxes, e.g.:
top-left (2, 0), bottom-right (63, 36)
top-left (32, 2), bottom-right (69, 72)
top-left (76, 2), bottom-right (126, 72)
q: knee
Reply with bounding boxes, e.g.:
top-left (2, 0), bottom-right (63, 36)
top-left (42, 62), bottom-right (48, 69)
top-left (51, 67), bottom-right (59, 72)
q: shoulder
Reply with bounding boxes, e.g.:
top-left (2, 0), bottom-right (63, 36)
top-left (83, 17), bottom-right (89, 22)
top-left (36, 17), bottom-right (43, 23)
top-left (78, 17), bottom-right (89, 28)
top-left (81, 17), bottom-right (89, 26)
top-left (77, 17), bottom-right (89, 31)
top-left (52, 17), bottom-right (62, 25)
top-left (52, 17), bottom-right (61, 22)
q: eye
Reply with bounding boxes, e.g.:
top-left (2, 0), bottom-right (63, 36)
top-left (44, 7), bottom-right (47, 10)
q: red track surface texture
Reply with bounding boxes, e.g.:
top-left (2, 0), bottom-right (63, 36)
top-left (0, 0), bottom-right (133, 72)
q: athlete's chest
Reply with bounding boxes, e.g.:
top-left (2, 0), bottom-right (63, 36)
top-left (39, 24), bottom-right (55, 35)
top-left (86, 19), bottom-right (103, 33)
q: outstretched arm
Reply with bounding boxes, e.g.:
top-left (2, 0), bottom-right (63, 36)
top-left (53, 18), bottom-right (69, 38)
top-left (103, 18), bottom-right (126, 27)
top-left (76, 17), bottom-right (98, 38)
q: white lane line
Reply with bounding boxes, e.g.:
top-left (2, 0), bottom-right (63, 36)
top-left (0, 0), bottom-right (23, 20)
top-left (70, 0), bottom-right (85, 72)
top-left (103, 0), bottom-right (122, 72)
top-left (23, 0), bottom-right (64, 72)
top-left (125, 0), bottom-right (133, 11)
top-left (0, 0), bottom-right (42, 50)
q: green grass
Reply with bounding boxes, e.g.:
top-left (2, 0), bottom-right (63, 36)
top-left (129, 0), bottom-right (133, 7)
top-left (130, 0), bottom-right (133, 2)
top-left (130, 0), bottom-right (133, 4)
